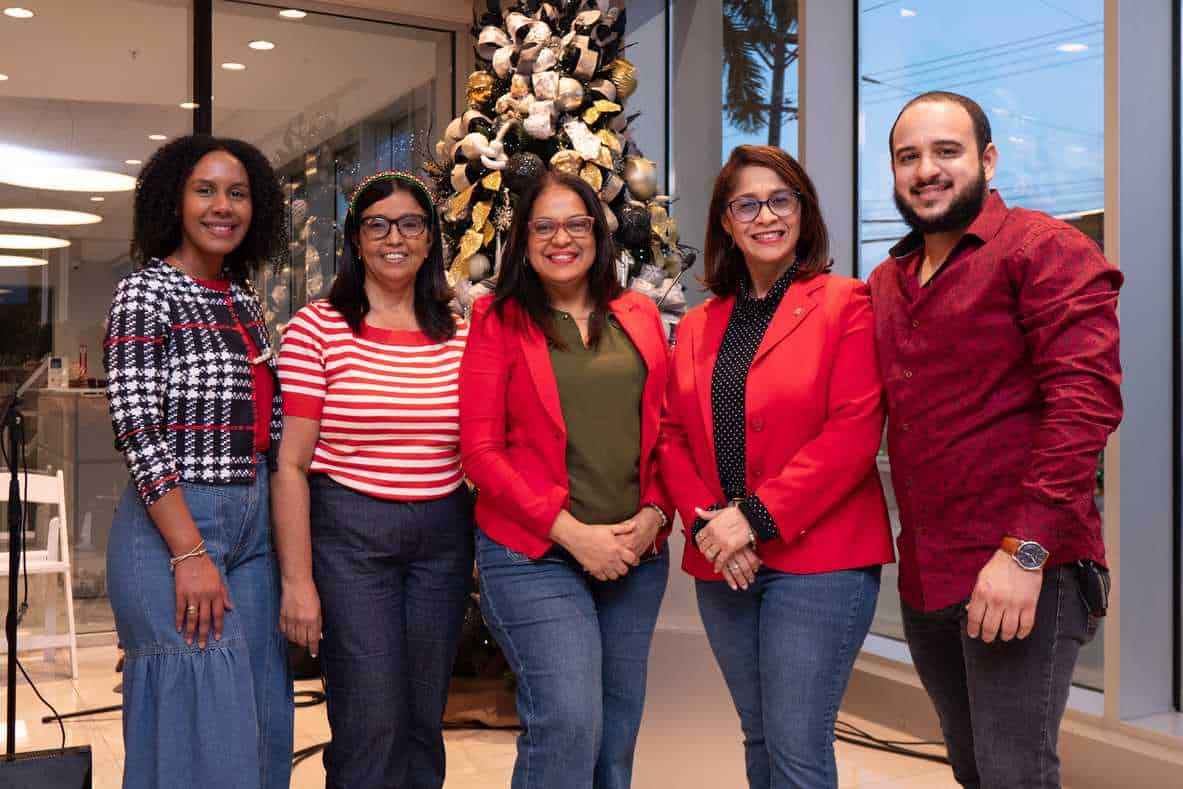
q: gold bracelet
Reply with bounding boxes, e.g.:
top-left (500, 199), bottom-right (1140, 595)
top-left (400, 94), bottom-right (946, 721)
top-left (169, 539), bottom-right (207, 574)
top-left (642, 503), bottom-right (669, 530)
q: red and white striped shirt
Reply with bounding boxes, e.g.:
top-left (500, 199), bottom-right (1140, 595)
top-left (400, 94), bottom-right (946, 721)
top-left (277, 300), bottom-right (467, 500)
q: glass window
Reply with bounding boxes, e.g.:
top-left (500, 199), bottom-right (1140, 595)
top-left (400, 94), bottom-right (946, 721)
top-left (857, 0), bottom-right (1104, 691)
top-left (722, 0), bottom-right (800, 159)
top-left (213, 1), bottom-right (453, 335)
top-left (0, 0), bottom-right (193, 641)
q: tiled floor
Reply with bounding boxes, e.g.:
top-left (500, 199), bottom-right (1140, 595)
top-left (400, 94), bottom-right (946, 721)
top-left (2, 636), bottom-right (963, 788)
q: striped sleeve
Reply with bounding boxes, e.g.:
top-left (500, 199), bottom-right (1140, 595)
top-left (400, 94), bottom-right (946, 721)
top-left (278, 303), bottom-right (328, 420)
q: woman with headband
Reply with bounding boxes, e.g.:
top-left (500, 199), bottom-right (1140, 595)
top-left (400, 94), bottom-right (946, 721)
top-left (272, 171), bottom-right (472, 788)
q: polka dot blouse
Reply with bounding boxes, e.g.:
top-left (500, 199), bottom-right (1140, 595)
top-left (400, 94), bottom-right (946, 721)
top-left (700, 262), bottom-right (802, 544)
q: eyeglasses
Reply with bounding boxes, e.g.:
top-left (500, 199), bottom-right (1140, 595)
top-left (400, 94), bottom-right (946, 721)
top-left (360, 214), bottom-right (428, 240)
top-left (726, 190), bottom-right (802, 223)
top-left (527, 215), bottom-right (595, 239)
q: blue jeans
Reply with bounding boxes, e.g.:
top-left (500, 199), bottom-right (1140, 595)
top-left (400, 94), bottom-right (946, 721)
top-left (475, 530), bottom-right (669, 789)
top-left (696, 565), bottom-right (881, 789)
top-left (108, 462), bottom-right (293, 789)
top-left (311, 476), bottom-right (474, 789)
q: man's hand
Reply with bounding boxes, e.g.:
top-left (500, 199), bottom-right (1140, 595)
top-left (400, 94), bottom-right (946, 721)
top-left (966, 550), bottom-right (1043, 642)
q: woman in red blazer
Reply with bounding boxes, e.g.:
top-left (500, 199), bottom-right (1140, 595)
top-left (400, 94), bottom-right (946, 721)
top-left (460, 172), bottom-right (671, 789)
top-left (658, 145), bottom-right (895, 788)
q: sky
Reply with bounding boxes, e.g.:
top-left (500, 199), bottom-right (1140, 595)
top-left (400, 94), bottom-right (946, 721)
top-left (721, 0), bottom-right (1104, 276)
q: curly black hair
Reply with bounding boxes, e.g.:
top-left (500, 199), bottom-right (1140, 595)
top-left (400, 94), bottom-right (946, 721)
top-left (130, 134), bottom-right (287, 282)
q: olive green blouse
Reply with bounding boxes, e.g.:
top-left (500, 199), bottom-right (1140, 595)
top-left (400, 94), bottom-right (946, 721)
top-left (549, 311), bottom-right (647, 524)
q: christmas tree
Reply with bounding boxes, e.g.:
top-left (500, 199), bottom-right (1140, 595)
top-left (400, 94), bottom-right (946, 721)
top-left (425, 0), bottom-right (690, 319)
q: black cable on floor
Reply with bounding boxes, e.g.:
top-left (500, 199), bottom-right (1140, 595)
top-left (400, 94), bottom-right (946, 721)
top-left (16, 655), bottom-right (66, 751)
top-left (834, 716), bottom-right (950, 765)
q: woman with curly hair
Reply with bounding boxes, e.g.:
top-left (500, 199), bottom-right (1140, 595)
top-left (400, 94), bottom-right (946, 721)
top-left (103, 134), bottom-right (293, 789)
top-left (271, 171), bottom-right (472, 788)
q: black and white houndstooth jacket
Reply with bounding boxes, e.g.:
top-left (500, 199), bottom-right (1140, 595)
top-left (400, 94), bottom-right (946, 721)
top-left (103, 259), bottom-right (282, 507)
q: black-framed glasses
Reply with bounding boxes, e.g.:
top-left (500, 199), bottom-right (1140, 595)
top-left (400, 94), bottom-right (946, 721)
top-left (527, 215), bottom-right (595, 239)
top-left (360, 213), bottom-right (429, 240)
top-left (726, 190), bottom-right (802, 223)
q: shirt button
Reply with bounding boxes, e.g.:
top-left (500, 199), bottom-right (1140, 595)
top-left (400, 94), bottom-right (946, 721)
top-left (911, 319), bottom-right (920, 328)
top-left (901, 423), bottom-right (910, 432)
top-left (750, 415), bottom-right (764, 431)
top-left (903, 370), bottom-right (913, 379)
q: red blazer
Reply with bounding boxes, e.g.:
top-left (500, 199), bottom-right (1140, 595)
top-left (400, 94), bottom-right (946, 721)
top-left (460, 291), bottom-right (672, 558)
top-left (659, 274), bottom-right (895, 580)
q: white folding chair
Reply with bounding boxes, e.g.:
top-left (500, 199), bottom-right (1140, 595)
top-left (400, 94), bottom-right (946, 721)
top-left (0, 469), bottom-right (79, 679)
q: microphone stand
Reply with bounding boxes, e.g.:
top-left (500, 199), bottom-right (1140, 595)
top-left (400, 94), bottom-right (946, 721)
top-left (3, 356), bottom-right (49, 760)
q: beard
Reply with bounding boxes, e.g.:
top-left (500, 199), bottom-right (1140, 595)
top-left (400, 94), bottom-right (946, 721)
top-left (893, 168), bottom-right (988, 234)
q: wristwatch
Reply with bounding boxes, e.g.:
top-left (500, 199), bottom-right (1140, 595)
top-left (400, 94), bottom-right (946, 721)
top-left (1000, 536), bottom-right (1049, 571)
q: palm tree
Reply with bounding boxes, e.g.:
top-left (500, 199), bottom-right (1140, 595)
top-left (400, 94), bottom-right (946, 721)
top-left (723, 0), bottom-right (800, 149)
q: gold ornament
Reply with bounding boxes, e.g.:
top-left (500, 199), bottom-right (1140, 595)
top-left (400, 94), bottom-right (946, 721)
top-left (624, 157), bottom-right (659, 201)
top-left (583, 106), bottom-right (601, 124)
top-left (445, 184), bottom-right (476, 222)
top-left (457, 228), bottom-right (484, 267)
top-left (472, 199), bottom-right (493, 231)
top-left (550, 149), bottom-right (583, 176)
top-left (482, 170), bottom-right (503, 191)
top-left (579, 163), bottom-right (603, 192)
top-left (609, 58), bottom-right (638, 100)
top-left (465, 71), bottom-right (495, 109)
top-left (482, 222), bottom-right (496, 246)
top-left (583, 99), bottom-right (622, 125)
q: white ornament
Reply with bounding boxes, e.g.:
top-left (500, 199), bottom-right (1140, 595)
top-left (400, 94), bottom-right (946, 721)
top-left (532, 71), bottom-right (559, 100)
top-left (563, 119), bottom-right (602, 161)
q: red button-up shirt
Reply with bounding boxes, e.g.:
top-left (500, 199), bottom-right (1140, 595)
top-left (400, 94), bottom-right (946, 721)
top-left (868, 191), bottom-right (1123, 612)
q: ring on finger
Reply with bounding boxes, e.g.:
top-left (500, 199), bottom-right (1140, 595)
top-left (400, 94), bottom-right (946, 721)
top-left (186, 605), bottom-right (198, 614)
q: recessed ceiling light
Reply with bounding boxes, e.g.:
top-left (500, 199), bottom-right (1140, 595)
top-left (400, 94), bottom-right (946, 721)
top-left (3, 8), bottom-right (34, 19)
top-left (89, 196), bottom-right (105, 202)
top-left (279, 9), bottom-right (307, 19)
top-left (0, 208), bottom-right (102, 226)
top-left (0, 74), bottom-right (8, 81)
top-left (0, 167), bottom-right (136, 192)
top-left (125, 159), bottom-right (142, 165)
top-left (0, 255), bottom-right (47, 268)
top-left (179, 101), bottom-right (199, 110)
top-left (248, 40), bottom-right (275, 51)
top-left (900, 8), bottom-right (917, 17)
top-left (221, 62), bottom-right (246, 71)
top-left (148, 134), bottom-right (167, 141)
top-left (0, 233), bottom-right (70, 250)
top-left (1057, 43), bottom-right (1089, 53)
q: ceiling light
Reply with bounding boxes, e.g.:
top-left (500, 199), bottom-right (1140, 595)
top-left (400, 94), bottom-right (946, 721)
top-left (900, 8), bottom-right (917, 17)
top-left (3, 8), bottom-right (34, 19)
top-left (0, 288), bottom-right (12, 294)
top-left (125, 159), bottom-right (142, 165)
top-left (0, 209), bottom-right (102, 226)
top-left (89, 196), bottom-right (105, 202)
top-left (0, 255), bottom-right (48, 268)
top-left (0, 74), bottom-right (8, 81)
top-left (1057, 43), bottom-right (1089, 53)
top-left (0, 167), bottom-right (136, 192)
top-left (221, 62), bottom-right (246, 71)
top-left (179, 101), bottom-right (199, 110)
top-left (248, 40), bottom-right (275, 51)
top-left (0, 233), bottom-right (70, 250)
top-left (279, 9), bottom-right (307, 19)
top-left (148, 133), bottom-right (167, 141)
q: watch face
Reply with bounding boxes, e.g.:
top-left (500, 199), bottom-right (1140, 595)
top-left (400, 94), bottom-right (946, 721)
top-left (1016, 542), bottom-right (1049, 569)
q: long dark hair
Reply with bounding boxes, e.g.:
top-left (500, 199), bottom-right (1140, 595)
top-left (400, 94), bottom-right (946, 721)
top-left (329, 175), bottom-right (455, 342)
top-left (131, 134), bottom-right (286, 283)
top-left (703, 145), bottom-right (831, 296)
top-left (494, 172), bottom-right (622, 349)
